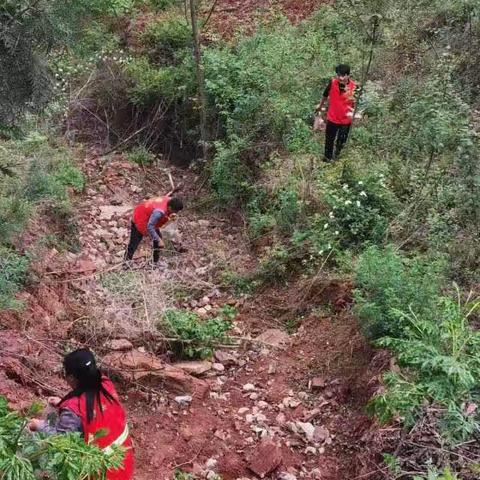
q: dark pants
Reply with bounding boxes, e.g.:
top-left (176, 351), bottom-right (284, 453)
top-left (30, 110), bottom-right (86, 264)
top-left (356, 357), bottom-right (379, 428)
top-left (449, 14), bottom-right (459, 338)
top-left (324, 121), bottom-right (351, 161)
top-left (124, 222), bottom-right (161, 263)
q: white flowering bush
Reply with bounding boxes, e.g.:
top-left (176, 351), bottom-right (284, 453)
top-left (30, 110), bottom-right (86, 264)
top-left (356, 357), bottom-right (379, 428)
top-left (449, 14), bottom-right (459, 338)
top-left (320, 172), bottom-right (398, 248)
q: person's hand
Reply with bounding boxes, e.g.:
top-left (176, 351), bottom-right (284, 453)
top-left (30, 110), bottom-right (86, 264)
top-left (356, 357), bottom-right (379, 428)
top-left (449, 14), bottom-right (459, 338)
top-left (28, 419), bottom-right (43, 431)
top-left (48, 396), bottom-right (61, 407)
top-left (158, 238), bottom-right (165, 249)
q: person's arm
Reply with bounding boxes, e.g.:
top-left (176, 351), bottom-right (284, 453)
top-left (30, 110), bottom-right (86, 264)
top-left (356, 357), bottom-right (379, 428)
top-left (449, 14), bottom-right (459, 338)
top-left (315, 79), bottom-right (332, 114)
top-left (146, 209), bottom-right (165, 245)
top-left (30, 408), bottom-right (82, 435)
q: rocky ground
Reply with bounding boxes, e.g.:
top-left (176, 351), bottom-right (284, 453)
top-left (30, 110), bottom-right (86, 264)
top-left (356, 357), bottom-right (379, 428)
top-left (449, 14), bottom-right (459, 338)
top-left (0, 145), bottom-right (387, 480)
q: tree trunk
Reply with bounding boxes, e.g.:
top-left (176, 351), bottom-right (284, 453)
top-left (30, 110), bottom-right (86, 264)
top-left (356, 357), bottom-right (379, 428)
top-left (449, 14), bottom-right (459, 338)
top-left (189, 0), bottom-right (208, 161)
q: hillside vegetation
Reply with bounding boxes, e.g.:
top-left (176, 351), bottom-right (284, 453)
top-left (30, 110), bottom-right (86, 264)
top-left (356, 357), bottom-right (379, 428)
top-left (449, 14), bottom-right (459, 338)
top-left (1, 0), bottom-right (480, 479)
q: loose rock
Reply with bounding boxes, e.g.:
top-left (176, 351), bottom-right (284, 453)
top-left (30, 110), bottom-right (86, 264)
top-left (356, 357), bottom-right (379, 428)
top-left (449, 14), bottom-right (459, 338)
top-left (248, 438), bottom-right (282, 478)
top-left (255, 329), bottom-right (290, 348)
top-left (105, 339), bottom-right (133, 351)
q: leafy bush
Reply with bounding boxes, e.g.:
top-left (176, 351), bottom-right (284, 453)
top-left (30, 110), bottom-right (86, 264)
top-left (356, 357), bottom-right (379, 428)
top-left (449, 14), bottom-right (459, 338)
top-left (321, 172), bottom-right (398, 248)
top-left (0, 196), bottom-right (32, 245)
top-left (370, 294), bottom-right (480, 441)
top-left (126, 146), bottom-right (156, 166)
top-left (137, 0), bottom-right (180, 11)
top-left (247, 185), bottom-right (303, 239)
top-left (0, 396), bottom-right (123, 479)
top-left (413, 468), bottom-right (459, 480)
top-left (356, 247), bottom-right (480, 441)
top-left (354, 246), bottom-right (444, 340)
top-left (161, 307), bottom-right (235, 359)
top-left (210, 136), bottom-right (252, 205)
top-left (0, 248), bottom-right (29, 310)
top-left (141, 15), bottom-right (191, 64)
top-left (125, 57), bottom-right (192, 105)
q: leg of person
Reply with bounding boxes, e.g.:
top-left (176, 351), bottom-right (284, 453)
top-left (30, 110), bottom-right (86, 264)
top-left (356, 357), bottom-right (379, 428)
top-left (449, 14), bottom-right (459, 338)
top-left (152, 229), bottom-right (162, 263)
top-left (334, 124), bottom-right (351, 159)
top-left (124, 222), bottom-right (143, 262)
top-left (324, 121), bottom-right (339, 162)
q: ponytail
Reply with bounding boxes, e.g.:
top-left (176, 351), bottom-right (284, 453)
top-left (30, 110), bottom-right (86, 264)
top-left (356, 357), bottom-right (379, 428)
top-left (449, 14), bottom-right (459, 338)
top-left (60, 349), bottom-right (117, 423)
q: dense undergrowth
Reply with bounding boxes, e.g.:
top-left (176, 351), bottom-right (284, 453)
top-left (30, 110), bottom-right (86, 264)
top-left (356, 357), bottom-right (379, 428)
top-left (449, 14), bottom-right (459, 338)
top-left (1, 0), bottom-right (480, 478)
top-left (0, 126), bottom-right (84, 309)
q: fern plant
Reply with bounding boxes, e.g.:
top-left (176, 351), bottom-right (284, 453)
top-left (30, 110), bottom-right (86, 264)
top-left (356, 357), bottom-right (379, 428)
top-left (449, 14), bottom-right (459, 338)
top-left (161, 307), bottom-right (235, 359)
top-left (368, 288), bottom-right (480, 441)
top-left (0, 396), bottom-right (124, 480)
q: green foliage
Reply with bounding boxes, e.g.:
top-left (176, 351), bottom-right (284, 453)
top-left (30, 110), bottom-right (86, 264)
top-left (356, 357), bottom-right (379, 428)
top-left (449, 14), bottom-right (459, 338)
top-left (248, 185), bottom-right (303, 238)
top-left (354, 246), bottom-right (444, 340)
top-left (126, 146), bottom-right (156, 166)
top-left (0, 128), bottom-right (82, 309)
top-left (0, 248), bottom-right (29, 310)
top-left (209, 136), bottom-right (252, 205)
top-left (125, 56), bottom-right (193, 105)
top-left (173, 471), bottom-right (197, 480)
top-left (142, 15), bottom-right (192, 65)
top-left (161, 307), bottom-right (235, 359)
top-left (370, 295), bottom-right (480, 441)
top-left (257, 245), bottom-right (295, 283)
top-left (413, 467), bottom-right (459, 480)
top-left (141, 0), bottom-right (179, 11)
top-left (0, 0), bottom-right (131, 123)
top-left (0, 396), bottom-right (124, 479)
top-left (320, 171), bottom-right (397, 248)
top-left (357, 247), bottom-right (480, 441)
top-left (203, 11), bottom-right (359, 203)
top-left (0, 196), bottom-right (32, 245)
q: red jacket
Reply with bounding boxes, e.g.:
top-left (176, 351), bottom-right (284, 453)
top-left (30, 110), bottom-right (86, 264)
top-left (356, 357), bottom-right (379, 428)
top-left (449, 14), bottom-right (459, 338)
top-left (133, 196), bottom-right (171, 236)
top-left (327, 78), bottom-right (356, 125)
top-left (61, 378), bottom-right (134, 480)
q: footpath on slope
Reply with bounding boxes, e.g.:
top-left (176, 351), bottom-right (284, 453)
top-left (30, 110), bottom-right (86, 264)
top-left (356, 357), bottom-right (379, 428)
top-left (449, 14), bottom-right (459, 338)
top-left (0, 147), bottom-right (387, 480)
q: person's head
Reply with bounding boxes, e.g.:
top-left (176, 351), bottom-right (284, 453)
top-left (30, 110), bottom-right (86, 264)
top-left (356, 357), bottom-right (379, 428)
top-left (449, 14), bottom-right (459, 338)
top-left (61, 348), bottom-right (116, 422)
top-left (335, 64), bottom-right (351, 83)
top-left (167, 196), bottom-right (183, 214)
top-left (63, 348), bottom-right (98, 389)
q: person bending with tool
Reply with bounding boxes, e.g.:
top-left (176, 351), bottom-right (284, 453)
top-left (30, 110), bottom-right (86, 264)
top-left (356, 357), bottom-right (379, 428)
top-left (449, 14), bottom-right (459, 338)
top-left (124, 195), bottom-right (183, 265)
top-left (316, 64), bottom-right (357, 162)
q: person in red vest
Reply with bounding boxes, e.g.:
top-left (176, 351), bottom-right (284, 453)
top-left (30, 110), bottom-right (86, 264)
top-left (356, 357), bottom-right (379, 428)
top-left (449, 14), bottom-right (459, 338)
top-left (28, 348), bottom-right (134, 480)
top-left (124, 195), bottom-right (184, 264)
top-left (316, 64), bottom-right (357, 162)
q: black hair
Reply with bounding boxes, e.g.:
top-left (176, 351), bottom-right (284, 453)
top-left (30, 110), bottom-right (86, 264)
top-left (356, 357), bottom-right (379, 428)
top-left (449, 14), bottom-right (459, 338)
top-left (335, 64), bottom-right (351, 76)
top-left (168, 197), bottom-right (184, 212)
top-left (60, 349), bottom-right (117, 423)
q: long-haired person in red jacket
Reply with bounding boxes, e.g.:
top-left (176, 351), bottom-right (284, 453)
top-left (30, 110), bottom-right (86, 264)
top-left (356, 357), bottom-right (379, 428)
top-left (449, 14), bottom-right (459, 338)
top-left (28, 349), bottom-right (134, 480)
top-left (124, 195), bottom-right (183, 265)
top-left (316, 64), bottom-right (357, 162)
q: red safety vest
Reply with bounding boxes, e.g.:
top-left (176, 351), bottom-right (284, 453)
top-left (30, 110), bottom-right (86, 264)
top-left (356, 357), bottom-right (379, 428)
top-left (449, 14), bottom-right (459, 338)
top-left (327, 78), bottom-right (356, 125)
top-left (132, 196), bottom-right (171, 236)
top-left (61, 378), bottom-right (134, 480)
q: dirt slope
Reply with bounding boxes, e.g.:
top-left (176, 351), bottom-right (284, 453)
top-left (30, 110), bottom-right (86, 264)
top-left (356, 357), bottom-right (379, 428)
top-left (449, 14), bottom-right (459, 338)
top-left (0, 146), bottom-right (385, 479)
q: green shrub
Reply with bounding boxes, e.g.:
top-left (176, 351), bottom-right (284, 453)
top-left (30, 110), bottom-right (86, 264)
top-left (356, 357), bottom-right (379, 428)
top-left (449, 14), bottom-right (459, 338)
top-left (354, 246), bottom-right (444, 340)
top-left (412, 468), bottom-right (459, 480)
top-left (140, 0), bottom-right (179, 11)
top-left (321, 171), bottom-right (398, 248)
top-left (0, 247), bottom-right (29, 310)
top-left (257, 245), bottom-right (294, 282)
top-left (0, 396), bottom-right (123, 479)
top-left (126, 146), bottom-right (156, 166)
top-left (142, 15), bottom-right (191, 64)
top-left (247, 185), bottom-right (303, 239)
top-left (370, 295), bottom-right (480, 440)
top-left (0, 196), bottom-right (32, 245)
top-left (54, 160), bottom-right (85, 191)
top-left (161, 307), bottom-right (235, 359)
top-left (210, 136), bottom-right (252, 205)
top-left (125, 57), bottom-right (191, 105)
